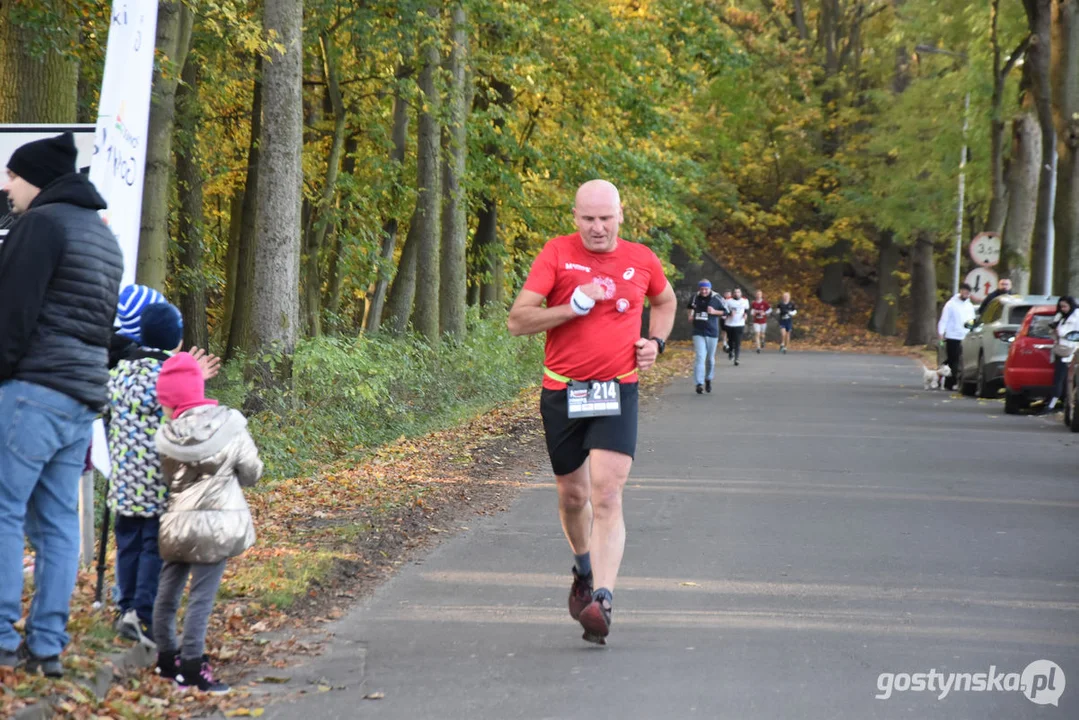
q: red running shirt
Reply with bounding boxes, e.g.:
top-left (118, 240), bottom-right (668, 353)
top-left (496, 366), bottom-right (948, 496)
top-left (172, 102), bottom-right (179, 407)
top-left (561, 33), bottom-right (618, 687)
top-left (751, 300), bottom-right (771, 325)
top-left (522, 233), bottom-right (669, 390)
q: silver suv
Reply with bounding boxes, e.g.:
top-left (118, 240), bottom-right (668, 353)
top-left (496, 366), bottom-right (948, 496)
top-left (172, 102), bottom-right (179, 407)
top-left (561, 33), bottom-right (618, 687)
top-left (958, 294), bottom-right (1058, 397)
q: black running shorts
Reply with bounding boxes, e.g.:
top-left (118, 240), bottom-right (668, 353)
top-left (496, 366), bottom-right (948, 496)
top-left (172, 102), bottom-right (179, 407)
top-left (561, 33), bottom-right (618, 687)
top-left (539, 382), bottom-right (639, 476)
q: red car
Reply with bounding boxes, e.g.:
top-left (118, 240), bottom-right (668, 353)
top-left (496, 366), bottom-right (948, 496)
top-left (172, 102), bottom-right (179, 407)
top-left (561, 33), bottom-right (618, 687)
top-left (1002, 305), bottom-right (1058, 414)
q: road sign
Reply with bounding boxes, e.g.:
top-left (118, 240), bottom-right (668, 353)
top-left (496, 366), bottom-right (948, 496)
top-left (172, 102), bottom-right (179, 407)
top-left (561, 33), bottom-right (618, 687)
top-left (969, 231), bottom-right (1001, 267)
top-left (964, 267), bottom-right (998, 303)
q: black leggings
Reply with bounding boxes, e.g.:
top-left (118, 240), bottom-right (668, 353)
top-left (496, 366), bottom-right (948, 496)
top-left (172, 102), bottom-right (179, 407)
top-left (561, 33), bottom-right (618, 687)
top-left (1052, 358), bottom-right (1068, 400)
top-left (727, 326), bottom-right (744, 360)
top-left (944, 339), bottom-right (962, 390)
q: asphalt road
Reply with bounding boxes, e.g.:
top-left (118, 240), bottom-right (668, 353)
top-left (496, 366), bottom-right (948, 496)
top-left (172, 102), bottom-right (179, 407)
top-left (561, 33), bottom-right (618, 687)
top-left (262, 351), bottom-right (1079, 720)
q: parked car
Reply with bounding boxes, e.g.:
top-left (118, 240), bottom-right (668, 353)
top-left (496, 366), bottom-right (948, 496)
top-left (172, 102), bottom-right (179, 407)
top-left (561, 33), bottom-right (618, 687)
top-left (1061, 330), bottom-right (1079, 431)
top-left (960, 294), bottom-right (1058, 398)
top-left (1002, 305), bottom-right (1058, 414)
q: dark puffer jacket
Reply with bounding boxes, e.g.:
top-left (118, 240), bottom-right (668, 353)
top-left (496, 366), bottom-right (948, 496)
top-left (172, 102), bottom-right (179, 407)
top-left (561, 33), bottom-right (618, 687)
top-left (0, 173), bottom-right (124, 411)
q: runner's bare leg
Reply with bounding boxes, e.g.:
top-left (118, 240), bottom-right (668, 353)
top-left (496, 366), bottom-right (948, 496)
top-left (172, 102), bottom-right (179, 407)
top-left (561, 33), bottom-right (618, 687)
top-left (556, 463), bottom-right (592, 555)
top-left (586, 449), bottom-right (632, 591)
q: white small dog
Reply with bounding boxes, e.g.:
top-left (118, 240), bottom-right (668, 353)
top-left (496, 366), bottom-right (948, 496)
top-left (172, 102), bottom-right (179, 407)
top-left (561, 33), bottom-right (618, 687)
top-left (922, 363), bottom-right (952, 390)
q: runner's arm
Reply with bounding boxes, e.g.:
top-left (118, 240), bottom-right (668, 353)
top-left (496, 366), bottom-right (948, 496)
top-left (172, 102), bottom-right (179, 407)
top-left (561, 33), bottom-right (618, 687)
top-left (635, 281), bottom-right (677, 371)
top-left (645, 282), bottom-right (677, 343)
top-left (508, 284), bottom-right (605, 336)
top-left (507, 289), bottom-right (576, 336)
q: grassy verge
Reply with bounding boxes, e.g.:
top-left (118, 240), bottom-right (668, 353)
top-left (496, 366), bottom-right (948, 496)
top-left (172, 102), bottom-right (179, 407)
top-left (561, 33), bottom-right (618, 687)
top-left (215, 308), bottom-right (545, 481)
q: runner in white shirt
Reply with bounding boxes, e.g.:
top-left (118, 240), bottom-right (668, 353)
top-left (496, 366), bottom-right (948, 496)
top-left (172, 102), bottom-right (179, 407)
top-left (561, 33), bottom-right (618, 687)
top-left (724, 288), bottom-right (750, 366)
top-left (720, 289), bottom-right (733, 354)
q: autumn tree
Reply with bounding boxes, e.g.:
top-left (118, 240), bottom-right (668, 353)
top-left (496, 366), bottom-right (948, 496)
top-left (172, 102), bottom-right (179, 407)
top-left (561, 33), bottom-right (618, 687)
top-left (250, 0), bottom-right (303, 368)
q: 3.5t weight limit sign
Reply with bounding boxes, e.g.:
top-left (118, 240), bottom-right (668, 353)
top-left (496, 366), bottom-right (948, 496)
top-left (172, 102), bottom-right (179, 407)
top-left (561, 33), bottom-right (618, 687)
top-left (969, 232), bottom-right (1001, 267)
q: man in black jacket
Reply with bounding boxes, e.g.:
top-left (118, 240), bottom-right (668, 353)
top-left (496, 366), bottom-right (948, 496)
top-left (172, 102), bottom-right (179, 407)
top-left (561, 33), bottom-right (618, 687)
top-left (977, 277), bottom-right (1012, 317)
top-left (0, 133), bottom-right (124, 676)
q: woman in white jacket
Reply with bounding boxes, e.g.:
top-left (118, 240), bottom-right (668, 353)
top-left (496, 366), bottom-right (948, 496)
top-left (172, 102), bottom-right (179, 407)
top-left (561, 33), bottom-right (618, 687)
top-left (1048, 296), bottom-right (1079, 410)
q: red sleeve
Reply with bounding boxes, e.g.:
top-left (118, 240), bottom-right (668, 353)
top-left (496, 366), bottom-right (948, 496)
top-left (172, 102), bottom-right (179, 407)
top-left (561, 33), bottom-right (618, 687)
top-left (522, 242), bottom-right (558, 297)
top-left (646, 249), bottom-right (668, 297)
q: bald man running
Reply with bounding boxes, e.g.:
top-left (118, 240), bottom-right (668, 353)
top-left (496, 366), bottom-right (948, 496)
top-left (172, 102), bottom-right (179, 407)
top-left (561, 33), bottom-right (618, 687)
top-left (508, 180), bottom-right (676, 644)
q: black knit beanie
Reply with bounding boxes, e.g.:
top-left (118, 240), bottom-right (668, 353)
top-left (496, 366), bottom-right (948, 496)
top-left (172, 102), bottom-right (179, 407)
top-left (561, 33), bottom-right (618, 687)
top-left (6, 132), bottom-right (77, 190)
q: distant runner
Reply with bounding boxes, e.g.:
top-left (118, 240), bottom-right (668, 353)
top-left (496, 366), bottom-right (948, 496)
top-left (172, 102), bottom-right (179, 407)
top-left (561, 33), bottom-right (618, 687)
top-left (720, 289), bottom-right (734, 355)
top-left (687, 280), bottom-right (725, 394)
top-left (775, 292), bottom-right (797, 354)
top-left (725, 288), bottom-right (749, 366)
top-left (750, 290), bottom-right (771, 354)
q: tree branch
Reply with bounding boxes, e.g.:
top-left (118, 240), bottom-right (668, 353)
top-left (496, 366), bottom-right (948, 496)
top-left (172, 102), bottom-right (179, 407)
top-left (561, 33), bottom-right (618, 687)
top-left (1000, 34), bottom-right (1032, 83)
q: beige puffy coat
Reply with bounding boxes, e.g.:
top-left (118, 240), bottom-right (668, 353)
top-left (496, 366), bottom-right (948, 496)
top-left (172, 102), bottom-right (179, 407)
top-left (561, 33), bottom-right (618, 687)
top-left (155, 404), bottom-right (263, 564)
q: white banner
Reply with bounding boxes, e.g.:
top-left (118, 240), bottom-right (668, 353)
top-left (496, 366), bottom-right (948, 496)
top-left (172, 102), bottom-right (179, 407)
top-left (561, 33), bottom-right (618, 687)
top-left (88, 0), bottom-right (158, 289)
top-left (87, 0), bottom-right (159, 477)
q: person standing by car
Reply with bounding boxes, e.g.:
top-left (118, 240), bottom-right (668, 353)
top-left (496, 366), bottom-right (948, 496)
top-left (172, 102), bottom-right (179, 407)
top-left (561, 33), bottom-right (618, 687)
top-left (686, 280), bottom-right (725, 393)
top-left (978, 277), bottom-right (1012, 317)
top-left (937, 283), bottom-right (976, 391)
top-left (1047, 297), bottom-right (1079, 411)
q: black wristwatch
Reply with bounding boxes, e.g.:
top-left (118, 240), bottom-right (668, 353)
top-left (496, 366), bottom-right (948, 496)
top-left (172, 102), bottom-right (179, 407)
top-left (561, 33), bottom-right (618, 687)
top-left (650, 336), bottom-right (666, 355)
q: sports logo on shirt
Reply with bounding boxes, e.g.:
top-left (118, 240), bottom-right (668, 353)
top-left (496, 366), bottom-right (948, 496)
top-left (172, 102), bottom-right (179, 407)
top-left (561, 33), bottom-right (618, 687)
top-left (622, 267), bottom-right (635, 280)
top-left (616, 298), bottom-right (630, 313)
top-left (593, 275), bottom-right (616, 300)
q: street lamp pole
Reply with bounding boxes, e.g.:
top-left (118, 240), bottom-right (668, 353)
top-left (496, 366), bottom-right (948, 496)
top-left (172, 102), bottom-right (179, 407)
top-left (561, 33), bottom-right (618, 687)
top-left (953, 91), bottom-right (970, 295)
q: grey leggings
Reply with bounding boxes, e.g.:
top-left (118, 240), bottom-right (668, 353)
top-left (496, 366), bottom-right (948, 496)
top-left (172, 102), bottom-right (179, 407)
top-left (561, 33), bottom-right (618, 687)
top-left (152, 559), bottom-right (227, 660)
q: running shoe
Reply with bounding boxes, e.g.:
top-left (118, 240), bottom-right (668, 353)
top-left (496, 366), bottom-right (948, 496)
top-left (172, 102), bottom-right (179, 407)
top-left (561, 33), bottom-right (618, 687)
top-left (579, 596), bottom-right (612, 645)
top-left (568, 567), bottom-right (593, 620)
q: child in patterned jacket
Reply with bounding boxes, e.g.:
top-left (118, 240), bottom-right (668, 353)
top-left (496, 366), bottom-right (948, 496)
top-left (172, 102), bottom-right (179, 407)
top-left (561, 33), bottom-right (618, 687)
top-left (106, 304), bottom-right (220, 644)
top-left (106, 303), bottom-right (183, 645)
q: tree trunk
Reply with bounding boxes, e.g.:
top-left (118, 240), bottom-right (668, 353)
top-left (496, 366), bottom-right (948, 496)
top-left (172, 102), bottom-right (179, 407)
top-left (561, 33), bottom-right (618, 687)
top-left (869, 231), bottom-right (899, 335)
top-left (175, 52), bottom-right (208, 350)
top-left (218, 191), bottom-right (244, 344)
top-left (1024, 0), bottom-right (1056, 294)
top-left (1051, 0), bottom-right (1079, 293)
top-left (988, 4), bottom-right (1031, 233)
top-left (987, 114), bottom-right (1010, 234)
top-left (474, 196), bottom-right (504, 306)
top-left (225, 57), bottom-right (263, 360)
top-left (251, 0), bottom-right (303, 364)
top-left (385, 217), bottom-right (420, 333)
top-left (0, 2), bottom-right (78, 122)
top-left (791, 0), bottom-right (809, 41)
top-left (440, 3), bottom-right (469, 338)
top-left (324, 135), bottom-right (359, 325)
top-left (301, 32), bottom-right (348, 339)
top-left (136, 0), bottom-right (193, 291)
top-left (818, 241), bottom-right (850, 305)
top-left (905, 232), bottom-right (938, 346)
top-left (365, 66), bottom-right (411, 333)
top-left (413, 4), bottom-right (443, 344)
top-left (1001, 112), bottom-right (1043, 293)
top-left (469, 74), bottom-right (513, 308)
